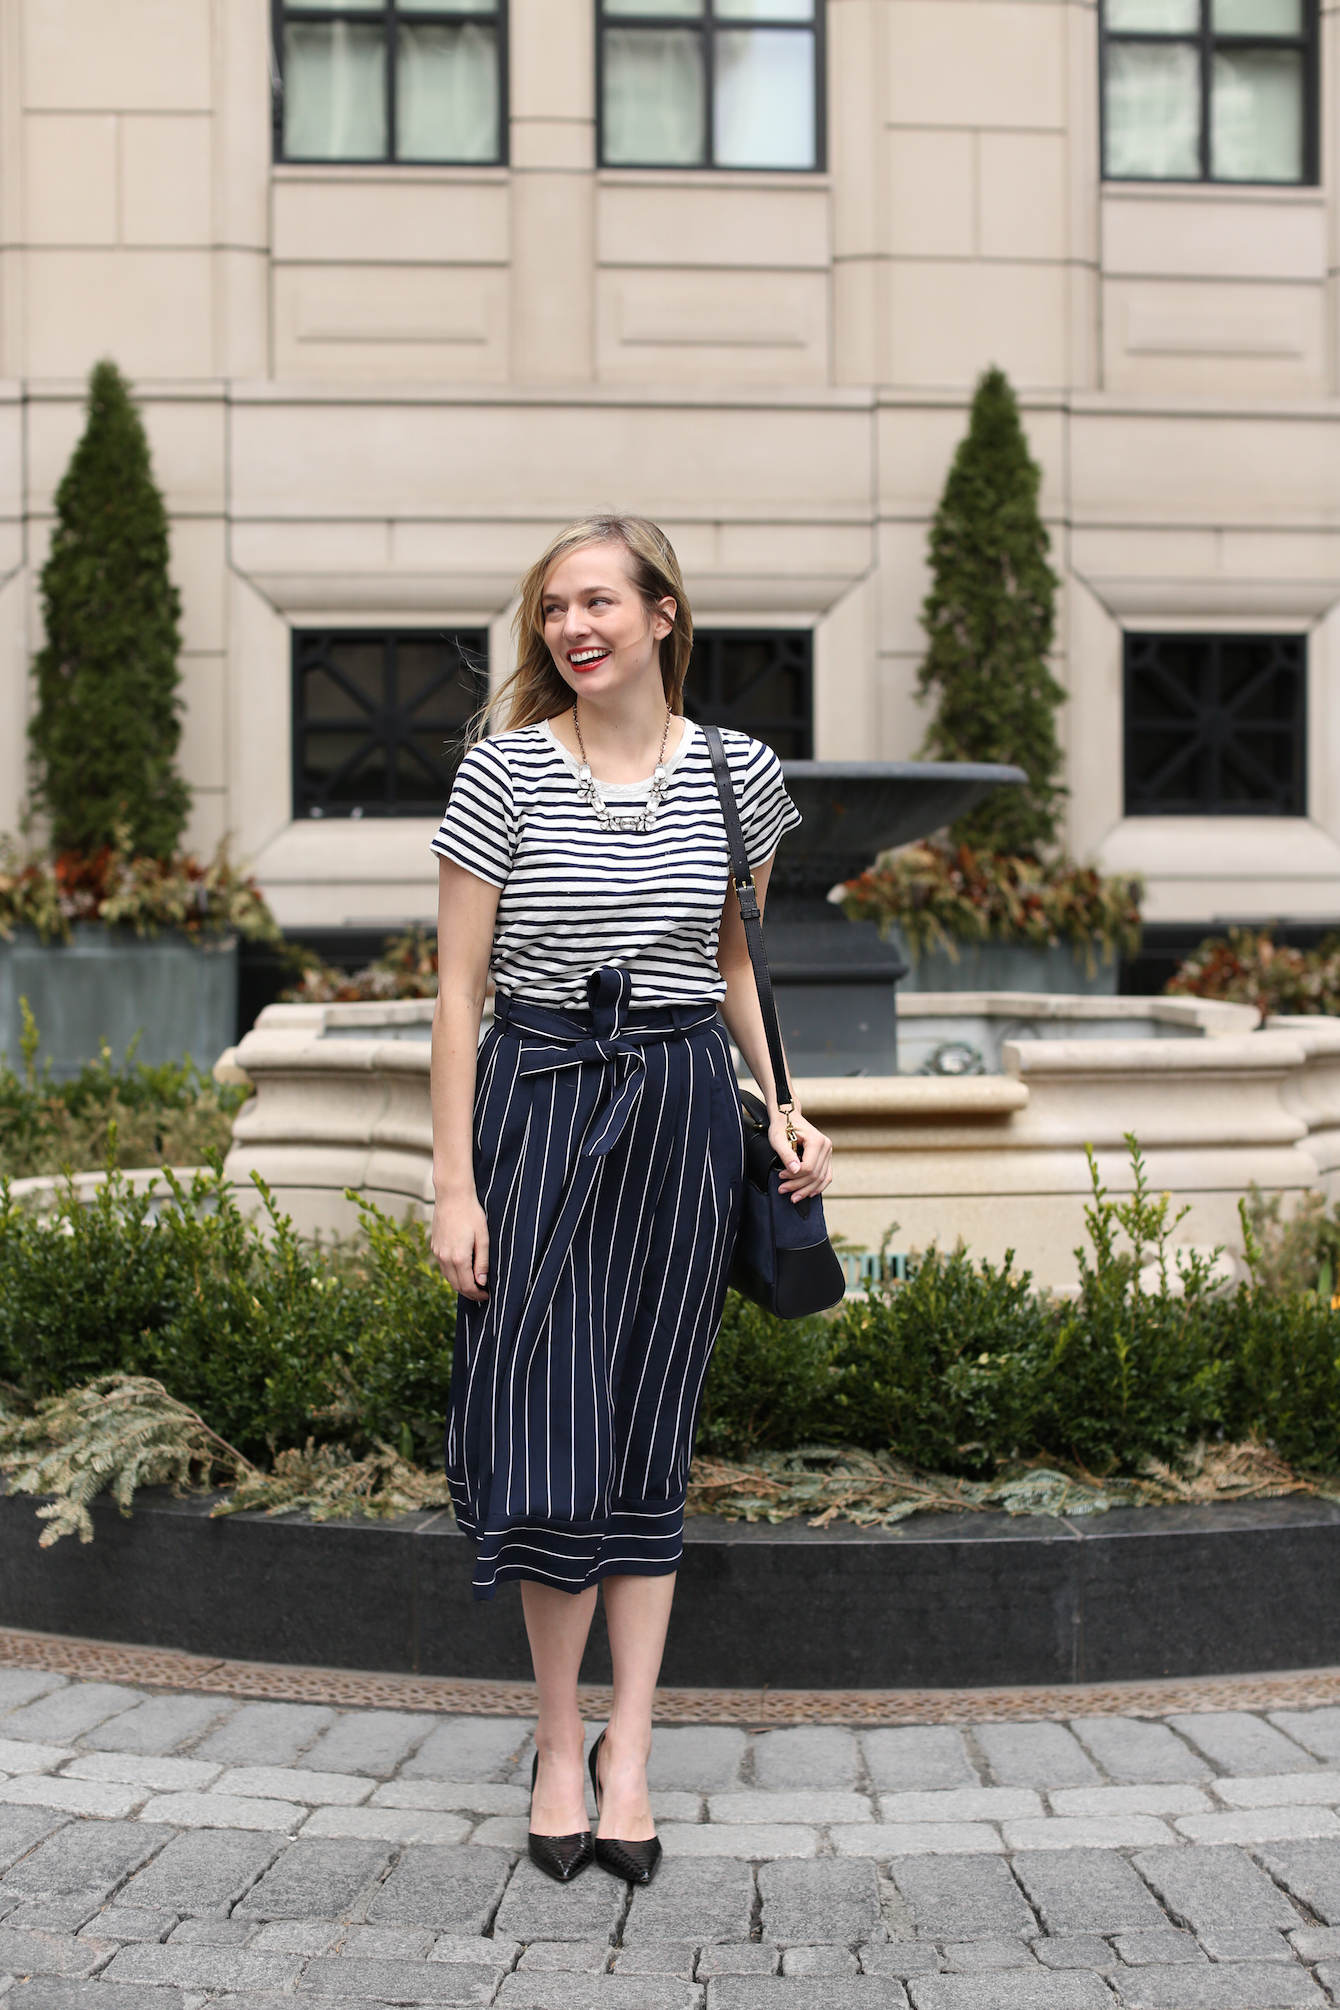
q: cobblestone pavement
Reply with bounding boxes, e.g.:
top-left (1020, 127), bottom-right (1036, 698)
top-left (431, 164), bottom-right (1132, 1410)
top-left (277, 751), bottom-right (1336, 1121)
top-left (4, 1675), bottom-right (1340, 2006)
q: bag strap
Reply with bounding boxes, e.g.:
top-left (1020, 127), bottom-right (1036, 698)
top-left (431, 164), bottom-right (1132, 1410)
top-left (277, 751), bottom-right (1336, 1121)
top-left (703, 722), bottom-right (794, 1115)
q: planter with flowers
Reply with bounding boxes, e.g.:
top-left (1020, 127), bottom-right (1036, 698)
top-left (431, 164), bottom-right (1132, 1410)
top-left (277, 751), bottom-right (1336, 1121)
top-left (0, 362), bottom-right (281, 1081)
top-left (834, 841), bottom-right (1142, 995)
top-left (278, 925), bottom-right (438, 1005)
top-left (1167, 927), bottom-right (1340, 1020)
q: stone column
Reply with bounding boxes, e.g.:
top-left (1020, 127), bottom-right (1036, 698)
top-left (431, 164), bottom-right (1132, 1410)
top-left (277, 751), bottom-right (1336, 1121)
top-left (211, 0), bottom-right (271, 380)
top-left (828, 0), bottom-right (881, 388)
top-left (508, 0), bottom-right (597, 383)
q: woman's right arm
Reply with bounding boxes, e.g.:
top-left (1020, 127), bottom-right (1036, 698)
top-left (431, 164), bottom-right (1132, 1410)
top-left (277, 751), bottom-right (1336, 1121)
top-left (430, 857), bottom-right (502, 1301)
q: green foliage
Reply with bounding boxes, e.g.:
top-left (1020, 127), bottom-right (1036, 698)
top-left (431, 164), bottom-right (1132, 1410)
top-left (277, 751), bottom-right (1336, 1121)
top-left (1030, 1143), bottom-right (1229, 1470)
top-left (5, 1142), bottom-right (1340, 1541)
top-left (918, 368), bottom-right (1065, 857)
top-left (1239, 1185), bottom-right (1340, 1302)
top-left (1168, 925), bottom-right (1340, 1020)
top-left (695, 1292), bottom-right (836, 1458)
top-left (819, 1244), bottom-right (1051, 1472)
top-left (1215, 1197), bottom-right (1340, 1472)
top-left (0, 1006), bottom-right (247, 1180)
top-left (0, 1168), bottom-right (456, 1465)
top-left (299, 1197), bottom-right (464, 1460)
top-left (834, 841), bottom-right (1142, 966)
top-left (697, 1140), bottom-right (1340, 1478)
top-left (30, 360), bottom-right (189, 861)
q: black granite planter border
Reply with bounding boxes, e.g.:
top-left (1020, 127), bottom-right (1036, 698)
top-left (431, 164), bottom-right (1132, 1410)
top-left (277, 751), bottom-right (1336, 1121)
top-left (2, 1491), bottom-right (1338, 1690)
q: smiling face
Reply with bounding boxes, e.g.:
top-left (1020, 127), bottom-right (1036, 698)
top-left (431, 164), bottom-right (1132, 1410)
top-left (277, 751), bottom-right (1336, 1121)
top-left (541, 541), bottom-right (675, 706)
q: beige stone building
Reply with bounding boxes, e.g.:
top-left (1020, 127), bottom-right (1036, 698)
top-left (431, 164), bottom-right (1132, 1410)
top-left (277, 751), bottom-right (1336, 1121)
top-left (0, 0), bottom-right (1336, 942)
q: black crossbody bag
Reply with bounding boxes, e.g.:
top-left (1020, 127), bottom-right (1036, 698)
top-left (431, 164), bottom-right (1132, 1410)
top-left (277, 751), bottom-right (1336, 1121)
top-left (704, 724), bottom-right (847, 1320)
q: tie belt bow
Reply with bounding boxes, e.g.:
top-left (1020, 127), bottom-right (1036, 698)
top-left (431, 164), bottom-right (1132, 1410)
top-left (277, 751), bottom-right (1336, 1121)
top-left (493, 967), bottom-right (717, 1157)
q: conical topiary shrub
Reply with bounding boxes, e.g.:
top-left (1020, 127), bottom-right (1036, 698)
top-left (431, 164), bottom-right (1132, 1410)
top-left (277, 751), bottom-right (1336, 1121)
top-left (30, 359), bottom-right (190, 861)
top-left (917, 366), bottom-right (1064, 858)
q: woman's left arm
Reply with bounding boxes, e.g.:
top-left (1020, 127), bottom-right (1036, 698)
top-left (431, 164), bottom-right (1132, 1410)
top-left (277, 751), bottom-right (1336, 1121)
top-left (716, 854), bottom-right (834, 1202)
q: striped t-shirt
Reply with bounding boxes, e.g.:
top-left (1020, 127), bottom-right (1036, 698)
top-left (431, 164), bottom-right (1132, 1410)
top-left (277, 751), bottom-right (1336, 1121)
top-left (430, 718), bottom-right (800, 1008)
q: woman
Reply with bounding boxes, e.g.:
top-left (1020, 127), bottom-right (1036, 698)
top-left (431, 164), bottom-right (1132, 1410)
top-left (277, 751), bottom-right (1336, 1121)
top-left (429, 515), bottom-right (833, 1886)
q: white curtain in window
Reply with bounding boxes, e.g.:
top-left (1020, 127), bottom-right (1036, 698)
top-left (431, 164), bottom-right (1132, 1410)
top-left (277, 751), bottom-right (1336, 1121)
top-left (715, 0), bottom-right (813, 20)
top-left (1212, 48), bottom-right (1303, 178)
top-left (714, 29), bottom-right (814, 168)
top-left (1104, 40), bottom-right (1200, 176)
top-left (604, 0), bottom-right (702, 16)
top-left (1213, 0), bottom-right (1302, 30)
top-left (1105, 0), bottom-right (1198, 28)
top-left (603, 29), bottom-right (705, 165)
top-left (398, 23), bottom-right (499, 159)
top-left (284, 22), bottom-right (387, 158)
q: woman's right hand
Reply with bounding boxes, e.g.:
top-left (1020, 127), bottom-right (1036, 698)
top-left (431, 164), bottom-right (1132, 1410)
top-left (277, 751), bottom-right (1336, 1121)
top-left (431, 1188), bottom-right (490, 1302)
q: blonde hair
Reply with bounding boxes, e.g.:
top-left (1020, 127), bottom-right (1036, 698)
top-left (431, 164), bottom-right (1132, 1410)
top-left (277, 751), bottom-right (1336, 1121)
top-left (481, 515), bottom-right (694, 740)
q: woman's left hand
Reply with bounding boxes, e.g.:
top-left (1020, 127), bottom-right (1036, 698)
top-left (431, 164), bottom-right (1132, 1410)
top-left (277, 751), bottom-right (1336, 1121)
top-left (770, 1108), bottom-right (833, 1202)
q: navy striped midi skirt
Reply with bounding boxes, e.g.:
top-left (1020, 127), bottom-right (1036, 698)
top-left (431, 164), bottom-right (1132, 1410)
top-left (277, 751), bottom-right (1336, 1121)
top-left (446, 966), bottom-right (745, 1601)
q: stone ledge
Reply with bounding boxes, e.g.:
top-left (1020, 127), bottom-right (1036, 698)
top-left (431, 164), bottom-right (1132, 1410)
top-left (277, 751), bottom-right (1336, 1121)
top-left (2, 1492), bottom-right (1339, 1693)
top-left (753, 1079), bottom-right (1029, 1120)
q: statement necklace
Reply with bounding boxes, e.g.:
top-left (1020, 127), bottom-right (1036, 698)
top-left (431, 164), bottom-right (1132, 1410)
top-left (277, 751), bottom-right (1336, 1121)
top-left (571, 701), bottom-right (673, 834)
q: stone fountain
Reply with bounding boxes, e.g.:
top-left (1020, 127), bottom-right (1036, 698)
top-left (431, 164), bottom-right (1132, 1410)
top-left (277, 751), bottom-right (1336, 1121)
top-left (224, 756), bottom-right (1340, 1287)
top-left (768, 759), bottom-right (1025, 1073)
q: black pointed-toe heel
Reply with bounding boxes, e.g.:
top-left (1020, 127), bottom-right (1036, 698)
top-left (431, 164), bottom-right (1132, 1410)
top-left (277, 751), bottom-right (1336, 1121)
top-left (589, 1728), bottom-right (663, 1887)
top-left (528, 1751), bottom-right (594, 1883)
top-left (595, 1833), bottom-right (663, 1885)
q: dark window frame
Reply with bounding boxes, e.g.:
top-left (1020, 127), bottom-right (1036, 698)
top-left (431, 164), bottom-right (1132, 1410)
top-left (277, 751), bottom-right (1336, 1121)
top-left (1100, 0), bottom-right (1318, 185)
top-left (682, 628), bottom-right (814, 759)
top-left (1123, 630), bottom-right (1308, 817)
top-left (595, 0), bottom-right (825, 172)
top-left (271, 0), bottom-right (509, 166)
top-left (1100, 0), bottom-right (1317, 184)
top-left (292, 627), bottom-right (489, 819)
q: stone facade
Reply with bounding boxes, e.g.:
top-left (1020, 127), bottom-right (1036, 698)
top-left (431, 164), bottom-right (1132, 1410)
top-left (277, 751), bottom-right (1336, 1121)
top-left (1, 0), bottom-right (1338, 928)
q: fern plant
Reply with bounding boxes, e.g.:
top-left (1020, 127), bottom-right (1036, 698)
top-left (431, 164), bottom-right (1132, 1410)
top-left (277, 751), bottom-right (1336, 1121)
top-left (0, 1375), bottom-right (247, 1545)
top-left (215, 1439), bottom-right (452, 1522)
top-left (0, 1374), bottom-right (453, 1545)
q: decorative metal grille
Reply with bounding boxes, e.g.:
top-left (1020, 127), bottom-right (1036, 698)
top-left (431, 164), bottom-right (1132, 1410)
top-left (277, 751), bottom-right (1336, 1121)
top-left (273, 0), bottom-right (506, 165)
top-left (682, 630), bottom-right (813, 760)
top-left (1123, 631), bottom-right (1306, 816)
top-left (293, 630), bottom-right (488, 819)
top-left (1100, 0), bottom-right (1316, 185)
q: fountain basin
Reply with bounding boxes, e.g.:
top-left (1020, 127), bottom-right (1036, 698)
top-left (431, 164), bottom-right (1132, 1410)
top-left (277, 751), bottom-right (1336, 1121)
top-left (897, 992), bottom-right (1246, 1078)
top-left (773, 761), bottom-right (1027, 896)
top-left (225, 992), bottom-right (1327, 1291)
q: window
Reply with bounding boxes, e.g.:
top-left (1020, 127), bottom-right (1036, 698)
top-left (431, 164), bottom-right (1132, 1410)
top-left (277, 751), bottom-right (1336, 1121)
top-left (274, 0), bottom-right (505, 164)
top-left (293, 629), bottom-right (488, 818)
top-left (1102, 0), bottom-right (1315, 183)
top-left (598, 0), bottom-right (822, 169)
top-left (1123, 632), bottom-right (1306, 815)
top-left (682, 630), bottom-right (813, 758)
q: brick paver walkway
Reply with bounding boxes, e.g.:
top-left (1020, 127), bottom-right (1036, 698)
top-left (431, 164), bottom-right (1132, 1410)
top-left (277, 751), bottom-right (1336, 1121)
top-left (1, 1671), bottom-right (1340, 2007)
